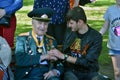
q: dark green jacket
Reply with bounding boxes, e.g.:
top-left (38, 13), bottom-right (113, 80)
top-left (15, 31), bottom-right (64, 79)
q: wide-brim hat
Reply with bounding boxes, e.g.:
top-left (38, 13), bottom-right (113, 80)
top-left (28, 7), bottom-right (54, 22)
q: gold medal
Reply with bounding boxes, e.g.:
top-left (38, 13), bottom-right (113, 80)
top-left (38, 48), bottom-right (42, 53)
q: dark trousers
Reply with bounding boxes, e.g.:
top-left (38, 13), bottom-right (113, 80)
top-left (0, 14), bottom-right (16, 48)
top-left (21, 66), bottom-right (60, 80)
top-left (47, 23), bottom-right (67, 45)
top-left (64, 70), bottom-right (98, 80)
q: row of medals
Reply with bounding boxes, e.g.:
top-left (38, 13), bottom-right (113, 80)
top-left (37, 45), bottom-right (55, 53)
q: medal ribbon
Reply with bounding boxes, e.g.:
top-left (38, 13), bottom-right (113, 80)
top-left (32, 30), bottom-right (44, 47)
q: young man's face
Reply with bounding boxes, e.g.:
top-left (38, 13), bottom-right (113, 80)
top-left (32, 19), bottom-right (49, 36)
top-left (67, 19), bottom-right (79, 32)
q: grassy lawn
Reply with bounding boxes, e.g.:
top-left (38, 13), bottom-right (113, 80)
top-left (15, 0), bottom-right (115, 79)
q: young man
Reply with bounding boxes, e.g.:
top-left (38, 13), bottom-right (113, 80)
top-left (14, 8), bottom-right (63, 80)
top-left (49, 6), bottom-right (103, 80)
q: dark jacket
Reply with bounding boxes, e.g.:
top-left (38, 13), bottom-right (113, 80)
top-left (63, 26), bottom-right (102, 73)
top-left (15, 31), bottom-right (64, 80)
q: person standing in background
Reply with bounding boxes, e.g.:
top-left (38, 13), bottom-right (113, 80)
top-left (0, 0), bottom-right (23, 49)
top-left (99, 0), bottom-right (120, 80)
top-left (70, 0), bottom-right (79, 9)
top-left (33, 0), bottom-right (69, 48)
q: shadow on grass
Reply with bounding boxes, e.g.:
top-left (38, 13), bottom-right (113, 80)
top-left (88, 20), bottom-right (104, 30)
top-left (23, 0), bottom-right (34, 6)
top-left (87, 1), bottom-right (115, 7)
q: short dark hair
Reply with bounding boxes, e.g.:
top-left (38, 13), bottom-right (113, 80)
top-left (66, 6), bottom-right (87, 23)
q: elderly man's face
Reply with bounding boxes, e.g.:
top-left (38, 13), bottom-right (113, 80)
top-left (32, 19), bottom-right (49, 36)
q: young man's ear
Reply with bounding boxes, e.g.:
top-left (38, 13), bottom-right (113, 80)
top-left (78, 19), bottom-right (83, 25)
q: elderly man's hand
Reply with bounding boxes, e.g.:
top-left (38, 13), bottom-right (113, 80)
top-left (43, 69), bottom-right (58, 80)
top-left (40, 53), bottom-right (58, 62)
top-left (48, 49), bottom-right (64, 60)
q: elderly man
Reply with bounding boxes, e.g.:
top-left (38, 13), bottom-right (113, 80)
top-left (14, 8), bottom-right (64, 80)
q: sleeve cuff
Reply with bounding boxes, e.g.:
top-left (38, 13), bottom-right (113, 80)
top-left (53, 69), bottom-right (60, 77)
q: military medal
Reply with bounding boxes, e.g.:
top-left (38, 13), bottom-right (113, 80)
top-left (38, 48), bottom-right (42, 53)
top-left (32, 30), bottom-right (44, 53)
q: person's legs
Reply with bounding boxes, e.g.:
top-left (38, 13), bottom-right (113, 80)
top-left (111, 55), bottom-right (120, 80)
top-left (74, 71), bottom-right (98, 80)
top-left (4, 15), bottom-right (16, 48)
top-left (0, 26), bottom-right (4, 36)
top-left (47, 23), bottom-right (67, 50)
top-left (92, 73), bottom-right (111, 80)
top-left (30, 67), bottom-right (48, 80)
top-left (47, 23), bottom-right (55, 38)
top-left (64, 71), bottom-right (79, 80)
top-left (0, 15), bottom-right (16, 48)
top-left (54, 23), bottom-right (66, 45)
top-left (83, 72), bottom-right (98, 80)
top-left (109, 49), bottom-right (120, 80)
top-left (0, 66), bottom-right (9, 80)
top-left (47, 23), bottom-right (66, 45)
top-left (48, 76), bottom-right (60, 80)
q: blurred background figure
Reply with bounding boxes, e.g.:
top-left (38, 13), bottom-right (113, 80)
top-left (99, 0), bottom-right (120, 80)
top-left (0, 36), bottom-right (14, 80)
top-left (0, 0), bottom-right (23, 49)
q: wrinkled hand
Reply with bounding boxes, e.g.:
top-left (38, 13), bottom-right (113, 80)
top-left (40, 53), bottom-right (58, 62)
top-left (43, 69), bottom-right (58, 80)
top-left (48, 49), bottom-right (64, 60)
top-left (0, 9), bottom-right (6, 18)
top-left (49, 54), bottom-right (58, 61)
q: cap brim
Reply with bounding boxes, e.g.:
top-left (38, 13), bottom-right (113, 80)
top-left (33, 17), bottom-right (51, 22)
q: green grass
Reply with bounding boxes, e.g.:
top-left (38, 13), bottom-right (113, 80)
top-left (15, 0), bottom-right (115, 79)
